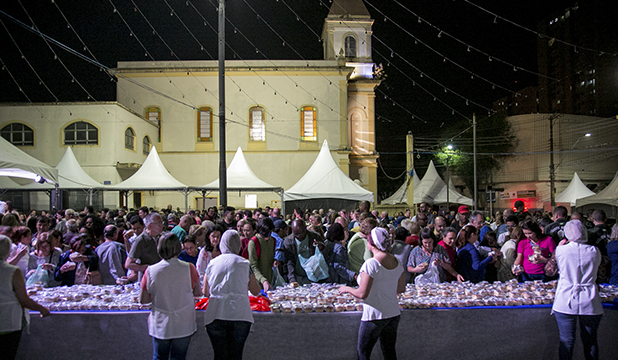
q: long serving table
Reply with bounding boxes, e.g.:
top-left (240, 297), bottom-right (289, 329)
top-left (18, 304), bottom-right (618, 360)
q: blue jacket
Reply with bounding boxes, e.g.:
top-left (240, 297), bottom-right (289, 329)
top-left (327, 242), bottom-right (357, 286)
top-left (456, 243), bottom-right (493, 283)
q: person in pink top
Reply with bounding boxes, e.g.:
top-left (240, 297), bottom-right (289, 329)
top-left (512, 220), bottom-right (556, 282)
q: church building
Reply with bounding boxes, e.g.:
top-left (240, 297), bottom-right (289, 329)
top-left (0, 0), bottom-right (381, 211)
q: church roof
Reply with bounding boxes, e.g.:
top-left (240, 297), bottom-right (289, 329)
top-left (327, 0), bottom-right (371, 19)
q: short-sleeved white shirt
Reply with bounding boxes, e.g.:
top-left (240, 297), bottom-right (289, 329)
top-left (204, 254), bottom-right (253, 326)
top-left (360, 258), bottom-right (403, 321)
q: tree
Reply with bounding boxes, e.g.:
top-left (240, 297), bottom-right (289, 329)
top-left (433, 113), bottom-right (517, 196)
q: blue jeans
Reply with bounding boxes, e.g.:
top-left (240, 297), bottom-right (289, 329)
top-left (0, 329), bottom-right (22, 360)
top-left (357, 315), bottom-right (400, 360)
top-left (554, 312), bottom-right (602, 360)
top-left (206, 320), bottom-right (252, 360)
top-left (152, 334), bottom-right (193, 360)
top-left (522, 272), bottom-right (547, 282)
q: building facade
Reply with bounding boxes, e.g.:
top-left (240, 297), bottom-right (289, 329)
top-left (0, 0), bottom-right (380, 211)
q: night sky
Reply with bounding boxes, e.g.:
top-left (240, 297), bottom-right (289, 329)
top-left (0, 0), bottom-right (580, 198)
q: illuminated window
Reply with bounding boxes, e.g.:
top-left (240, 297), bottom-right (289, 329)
top-left (249, 106), bottom-right (265, 142)
top-left (197, 106), bottom-right (213, 142)
top-left (301, 106), bottom-right (317, 141)
top-left (64, 121), bottom-right (98, 145)
top-left (146, 107), bottom-right (161, 142)
top-left (143, 136), bottom-right (151, 155)
top-left (1, 123), bottom-right (34, 146)
top-left (125, 127), bottom-right (135, 150)
top-left (344, 35), bottom-right (357, 57)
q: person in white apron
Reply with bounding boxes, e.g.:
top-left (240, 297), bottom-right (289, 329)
top-left (0, 235), bottom-right (50, 360)
top-left (140, 232), bottom-right (201, 360)
top-left (552, 220), bottom-right (603, 360)
top-left (202, 230), bottom-right (261, 360)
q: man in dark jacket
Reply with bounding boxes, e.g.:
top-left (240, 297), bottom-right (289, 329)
top-left (282, 219), bottom-right (332, 286)
top-left (544, 205), bottom-right (568, 244)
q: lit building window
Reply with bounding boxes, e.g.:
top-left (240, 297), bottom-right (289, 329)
top-left (143, 136), bottom-right (151, 155)
top-left (125, 127), bottom-right (135, 150)
top-left (197, 106), bottom-right (213, 142)
top-left (1, 123), bottom-right (34, 146)
top-left (64, 121), bottom-right (98, 146)
top-left (146, 107), bottom-right (161, 142)
top-left (344, 35), bottom-right (357, 57)
top-left (249, 106), bottom-right (265, 142)
top-left (301, 106), bottom-right (317, 141)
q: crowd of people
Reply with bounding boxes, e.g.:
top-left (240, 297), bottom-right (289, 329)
top-left (1, 199), bottom-right (616, 359)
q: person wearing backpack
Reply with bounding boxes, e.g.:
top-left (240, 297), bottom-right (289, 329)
top-left (247, 217), bottom-right (276, 291)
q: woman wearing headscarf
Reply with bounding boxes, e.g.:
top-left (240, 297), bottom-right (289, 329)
top-left (338, 227), bottom-right (406, 360)
top-left (552, 220), bottom-right (603, 360)
top-left (0, 235), bottom-right (50, 360)
top-left (140, 232), bottom-right (200, 360)
top-left (203, 230), bottom-right (261, 360)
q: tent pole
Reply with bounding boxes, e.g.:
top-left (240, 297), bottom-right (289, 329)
top-left (89, 188), bottom-right (93, 206)
top-left (280, 188), bottom-right (285, 216)
top-left (184, 188), bottom-right (188, 213)
top-left (202, 191), bottom-right (206, 211)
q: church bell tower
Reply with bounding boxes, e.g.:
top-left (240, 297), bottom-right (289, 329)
top-left (322, 0), bottom-right (381, 201)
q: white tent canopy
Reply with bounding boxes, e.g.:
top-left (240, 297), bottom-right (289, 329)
top-left (21, 147), bottom-right (103, 190)
top-left (381, 170), bottom-right (420, 205)
top-left (433, 178), bottom-right (474, 206)
top-left (413, 160), bottom-right (446, 204)
top-left (107, 146), bottom-right (187, 190)
top-left (0, 176), bottom-right (21, 190)
top-left (0, 135), bottom-right (57, 183)
top-left (198, 147), bottom-right (280, 191)
top-left (576, 172), bottom-right (618, 207)
top-left (283, 140), bottom-right (374, 202)
top-left (556, 172), bottom-right (596, 206)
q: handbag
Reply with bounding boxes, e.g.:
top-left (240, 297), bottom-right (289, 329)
top-left (544, 254), bottom-right (558, 277)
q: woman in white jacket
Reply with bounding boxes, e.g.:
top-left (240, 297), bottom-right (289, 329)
top-left (552, 220), bottom-right (603, 360)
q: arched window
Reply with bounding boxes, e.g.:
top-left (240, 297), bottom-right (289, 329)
top-left (125, 127), bottom-right (135, 150)
top-left (197, 106), bottom-right (213, 142)
top-left (249, 106), bottom-right (265, 142)
top-left (1, 123), bottom-right (34, 146)
top-left (146, 107), bottom-right (161, 142)
top-left (143, 136), bottom-right (151, 155)
top-left (64, 121), bottom-right (98, 145)
top-left (301, 106), bottom-right (317, 141)
top-left (344, 35), bottom-right (357, 58)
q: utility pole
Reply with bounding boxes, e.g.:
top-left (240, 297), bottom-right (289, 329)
top-left (405, 133), bottom-right (415, 213)
top-left (218, 0), bottom-right (227, 208)
top-left (446, 155), bottom-right (450, 212)
top-left (549, 113), bottom-right (559, 212)
top-left (473, 113), bottom-right (477, 211)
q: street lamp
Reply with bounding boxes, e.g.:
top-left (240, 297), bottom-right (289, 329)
top-left (445, 144), bottom-right (454, 211)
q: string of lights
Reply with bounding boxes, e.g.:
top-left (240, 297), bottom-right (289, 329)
top-left (390, 0), bottom-right (560, 82)
top-left (364, 0), bottom-right (520, 97)
top-left (322, 0), bottom-right (504, 122)
top-left (0, 57), bottom-right (33, 103)
top-left (463, 0), bottom-right (618, 57)
top-left (108, 0), bottom-right (192, 106)
top-left (0, 19), bottom-right (58, 104)
top-left (51, 1), bottom-right (149, 124)
top-left (16, 0), bottom-right (96, 104)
